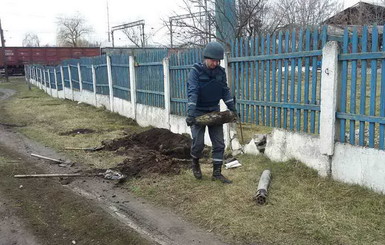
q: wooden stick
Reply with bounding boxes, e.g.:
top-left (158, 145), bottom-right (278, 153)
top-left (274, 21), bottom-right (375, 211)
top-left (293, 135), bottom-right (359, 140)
top-left (31, 153), bottom-right (63, 163)
top-left (14, 173), bottom-right (103, 178)
top-left (64, 146), bottom-right (104, 152)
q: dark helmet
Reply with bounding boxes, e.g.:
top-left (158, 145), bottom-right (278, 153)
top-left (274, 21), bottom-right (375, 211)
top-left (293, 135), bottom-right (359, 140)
top-left (203, 41), bottom-right (224, 60)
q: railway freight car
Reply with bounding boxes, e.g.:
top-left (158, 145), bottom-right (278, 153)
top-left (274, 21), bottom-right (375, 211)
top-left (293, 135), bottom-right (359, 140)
top-left (0, 47), bottom-right (101, 75)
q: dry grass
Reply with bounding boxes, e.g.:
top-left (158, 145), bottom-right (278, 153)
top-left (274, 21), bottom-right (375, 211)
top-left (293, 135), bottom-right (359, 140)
top-left (129, 155), bottom-right (385, 245)
top-left (0, 79), bottom-right (148, 169)
top-left (2, 77), bottom-right (385, 245)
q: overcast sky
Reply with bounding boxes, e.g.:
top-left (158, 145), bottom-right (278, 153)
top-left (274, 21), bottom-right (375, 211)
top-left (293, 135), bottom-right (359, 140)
top-left (0, 0), bottom-right (361, 47)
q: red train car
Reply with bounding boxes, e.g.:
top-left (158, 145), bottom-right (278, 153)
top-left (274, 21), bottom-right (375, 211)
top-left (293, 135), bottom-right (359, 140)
top-left (0, 47), bottom-right (101, 75)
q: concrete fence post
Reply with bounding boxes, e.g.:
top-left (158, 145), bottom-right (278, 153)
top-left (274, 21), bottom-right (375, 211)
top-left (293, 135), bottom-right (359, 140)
top-left (92, 65), bottom-right (97, 107)
top-left (129, 56), bottom-right (137, 120)
top-left (163, 57), bottom-right (171, 129)
top-left (77, 63), bottom-right (83, 92)
top-left (320, 41), bottom-right (341, 156)
top-left (106, 55), bottom-right (114, 112)
top-left (223, 51), bottom-right (232, 147)
top-left (60, 66), bottom-right (65, 97)
top-left (34, 67), bottom-right (37, 85)
top-left (42, 68), bottom-right (47, 92)
top-left (54, 68), bottom-right (59, 98)
top-left (68, 65), bottom-right (74, 100)
top-left (39, 68), bottom-right (42, 89)
top-left (47, 69), bottom-right (52, 96)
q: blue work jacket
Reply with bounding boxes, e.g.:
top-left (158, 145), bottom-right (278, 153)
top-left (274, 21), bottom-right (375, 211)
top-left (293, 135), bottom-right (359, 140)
top-left (187, 62), bottom-right (234, 116)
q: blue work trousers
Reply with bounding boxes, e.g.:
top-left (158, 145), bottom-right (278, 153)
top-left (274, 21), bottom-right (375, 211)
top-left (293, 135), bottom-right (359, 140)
top-left (190, 110), bottom-right (224, 165)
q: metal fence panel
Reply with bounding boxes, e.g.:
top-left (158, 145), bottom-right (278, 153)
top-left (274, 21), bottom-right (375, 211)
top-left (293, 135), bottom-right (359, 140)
top-left (48, 67), bottom-right (56, 89)
top-left (79, 57), bottom-right (94, 92)
top-left (169, 49), bottom-right (202, 116)
top-left (135, 50), bottom-right (167, 108)
top-left (337, 25), bottom-right (385, 150)
top-left (55, 66), bottom-right (63, 91)
top-left (111, 54), bottom-right (130, 101)
top-left (93, 55), bottom-right (109, 95)
top-left (229, 27), bottom-right (326, 134)
top-left (67, 59), bottom-right (80, 90)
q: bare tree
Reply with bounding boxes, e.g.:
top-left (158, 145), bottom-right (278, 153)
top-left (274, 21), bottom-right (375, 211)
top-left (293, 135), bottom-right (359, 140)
top-left (22, 32), bottom-right (40, 47)
top-left (165, 0), bottom-right (280, 48)
top-left (165, 0), bottom-right (341, 47)
top-left (56, 13), bottom-right (93, 47)
top-left (236, 0), bottom-right (279, 36)
top-left (275, 0), bottom-right (342, 30)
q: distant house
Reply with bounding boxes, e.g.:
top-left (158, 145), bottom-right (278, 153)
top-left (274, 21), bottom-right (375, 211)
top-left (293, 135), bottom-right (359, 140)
top-left (322, 2), bottom-right (385, 40)
top-left (323, 2), bottom-right (385, 26)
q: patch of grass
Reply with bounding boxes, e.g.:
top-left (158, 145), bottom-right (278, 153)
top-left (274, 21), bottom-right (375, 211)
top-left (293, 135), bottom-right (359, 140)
top-left (129, 155), bottom-right (385, 245)
top-left (0, 79), bottom-right (146, 169)
top-left (2, 78), bottom-right (385, 245)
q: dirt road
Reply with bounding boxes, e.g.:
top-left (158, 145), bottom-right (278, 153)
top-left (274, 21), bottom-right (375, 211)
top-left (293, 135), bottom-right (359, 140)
top-left (0, 88), bottom-right (227, 245)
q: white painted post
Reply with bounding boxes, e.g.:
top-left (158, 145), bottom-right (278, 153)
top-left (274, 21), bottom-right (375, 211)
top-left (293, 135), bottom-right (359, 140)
top-left (60, 66), bottom-right (65, 99)
top-left (39, 68), bottom-right (43, 90)
top-left (77, 63), bottom-right (83, 92)
top-left (43, 68), bottom-right (47, 93)
top-left (47, 69), bottom-right (52, 96)
top-left (54, 68), bottom-right (59, 98)
top-left (106, 55), bottom-right (114, 112)
top-left (92, 65), bottom-right (97, 107)
top-left (68, 65), bottom-right (74, 100)
top-left (163, 57), bottom-right (171, 129)
top-left (222, 51), bottom-right (232, 147)
top-left (33, 67), bottom-right (36, 85)
top-left (320, 41), bottom-right (341, 156)
top-left (129, 56), bottom-right (137, 119)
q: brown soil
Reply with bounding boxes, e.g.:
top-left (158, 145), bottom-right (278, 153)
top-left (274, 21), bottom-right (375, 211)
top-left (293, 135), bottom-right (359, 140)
top-left (102, 128), bottom-right (193, 178)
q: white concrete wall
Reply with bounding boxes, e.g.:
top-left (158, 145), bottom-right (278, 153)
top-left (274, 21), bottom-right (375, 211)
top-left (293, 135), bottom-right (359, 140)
top-left (64, 88), bottom-right (72, 100)
top-left (95, 94), bottom-right (110, 108)
top-left (265, 128), bottom-right (330, 177)
top-left (79, 90), bottom-right (95, 106)
top-left (57, 90), bottom-right (65, 99)
top-left (113, 97), bottom-right (134, 119)
top-left (135, 104), bottom-right (168, 129)
top-left (332, 143), bottom-right (385, 194)
top-left (73, 90), bottom-right (83, 102)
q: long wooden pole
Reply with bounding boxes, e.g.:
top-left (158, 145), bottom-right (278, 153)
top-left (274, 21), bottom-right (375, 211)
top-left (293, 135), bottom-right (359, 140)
top-left (31, 153), bottom-right (63, 163)
top-left (14, 173), bottom-right (103, 178)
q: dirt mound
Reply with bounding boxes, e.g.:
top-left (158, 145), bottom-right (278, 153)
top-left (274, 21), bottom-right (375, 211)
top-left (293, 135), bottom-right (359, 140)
top-left (115, 148), bottom-right (184, 178)
top-left (103, 128), bottom-right (193, 178)
top-left (103, 128), bottom-right (192, 159)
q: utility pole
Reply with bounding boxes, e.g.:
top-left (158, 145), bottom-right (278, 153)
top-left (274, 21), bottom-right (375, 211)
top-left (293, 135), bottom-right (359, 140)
top-left (106, 0), bottom-right (111, 42)
top-left (169, 12), bottom-right (206, 48)
top-left (205, 0), bottom-right (211, 42)
top-left (111, 20), bottom-right (145, 48)
top-left (0, 19), bottom-right (8, 83)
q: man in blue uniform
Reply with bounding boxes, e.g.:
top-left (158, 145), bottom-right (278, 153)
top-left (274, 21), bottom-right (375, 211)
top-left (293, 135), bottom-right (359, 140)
top-left (186, 41), bottom-right (236, 184)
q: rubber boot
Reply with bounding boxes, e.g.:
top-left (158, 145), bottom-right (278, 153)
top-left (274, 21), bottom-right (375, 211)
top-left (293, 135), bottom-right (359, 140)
top-left (192, 158), bottom-right (202, 180)
top-left (211, 163), bottom-right (232, 184)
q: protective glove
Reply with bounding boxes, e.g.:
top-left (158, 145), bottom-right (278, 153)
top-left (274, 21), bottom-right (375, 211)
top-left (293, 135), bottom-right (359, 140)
top-left (186, 116), bottom-right (196, 126)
